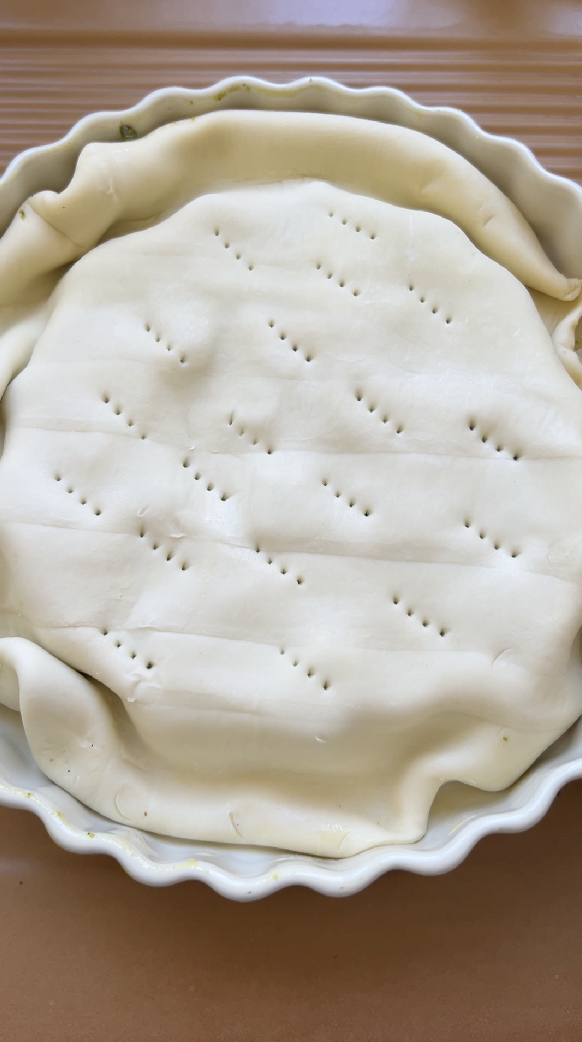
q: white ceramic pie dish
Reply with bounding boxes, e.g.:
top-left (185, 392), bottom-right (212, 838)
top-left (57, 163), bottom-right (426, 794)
top-left (1, 76), bottom-right (581, 900)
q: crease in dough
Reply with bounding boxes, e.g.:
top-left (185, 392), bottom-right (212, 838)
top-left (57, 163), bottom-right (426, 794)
top-left (530, 287), bottom-right (582, 387)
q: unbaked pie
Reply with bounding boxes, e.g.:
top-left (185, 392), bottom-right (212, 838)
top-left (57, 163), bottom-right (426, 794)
top-left (0, 111), bottom-right (581, 856)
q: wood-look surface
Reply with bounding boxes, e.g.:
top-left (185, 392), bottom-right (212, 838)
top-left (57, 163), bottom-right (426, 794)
top-left (1, 0), bottom-right (581, 181)
top-left (1, 2), bottom-right (582, 1040)
top-left (1, 784), bottom-right (582, 1042)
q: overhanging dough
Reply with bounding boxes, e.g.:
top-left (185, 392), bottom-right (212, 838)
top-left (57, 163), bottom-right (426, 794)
top-left (1, 111), bottom-right (580, 312)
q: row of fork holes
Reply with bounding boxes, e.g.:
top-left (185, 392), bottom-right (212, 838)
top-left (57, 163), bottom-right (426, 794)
top-left (100, 629), bottom-right (154, 669)
top-left (102, 396), bottom-right (147, 438)
top-left (54, 476), bottom-right (101, 514)
top-left (214, 229), bottom-right (254, 271)
top-left (408, 283), bottom-right (451, 324)
top-left (139, 529), bottom-right (191, 569)
top-left (268, 320), bottom-right (313, 362)
top-left (255, 546), bottom-right (303, 584)
top-left (391, 596), bottom-right (447, 637)
top-left (468, 421), bottom-right (521, 460)
top-left (328, 209), bottom-right (376, 239)
top-left (279, 647), bottom-right (329, 689)
top-left (321, 479), bottom-right (372, 516)
top-left (228, 414), bottom-right (272, 452)
top-left (464, 520), bottom-right (520, 556)
top-left (315, 263), bottom-right (360, 296)
top-left (144, 325), bottom-right (187, 364)
top-left (182, 459), bottom-right (230, 499)
top-left (355, 391), bottom-right (403, 433)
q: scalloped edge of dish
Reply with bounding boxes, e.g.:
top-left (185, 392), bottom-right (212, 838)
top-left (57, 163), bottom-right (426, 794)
top-left (1, 75), bottom-right (582, 899)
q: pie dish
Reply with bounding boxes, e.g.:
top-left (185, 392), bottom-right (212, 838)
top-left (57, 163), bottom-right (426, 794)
top-left (0, 77), bottom-right (581, 897)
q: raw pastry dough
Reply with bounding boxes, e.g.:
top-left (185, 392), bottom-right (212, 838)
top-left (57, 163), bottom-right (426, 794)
top-left (0, 112), bottom-right (581, 857)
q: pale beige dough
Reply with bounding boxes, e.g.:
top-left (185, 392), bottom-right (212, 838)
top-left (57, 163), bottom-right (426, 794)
top-left (1, 111), bottom-right (580, 312)
top-left (0, 115), bottom-right (581, 857)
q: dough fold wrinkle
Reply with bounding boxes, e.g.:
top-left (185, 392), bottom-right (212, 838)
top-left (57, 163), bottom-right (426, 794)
top-left (0, 117), bottom-right (581, 857)
top-left (0, 112), bottom-right (579, 307)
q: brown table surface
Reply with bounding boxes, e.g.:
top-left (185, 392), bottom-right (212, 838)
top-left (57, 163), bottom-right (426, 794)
top-left (1, 3), bottom-right (582, 1040)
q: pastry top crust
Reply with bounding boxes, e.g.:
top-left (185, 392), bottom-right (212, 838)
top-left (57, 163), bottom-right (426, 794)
top-left (0, 115), bottom-right (581, 857)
